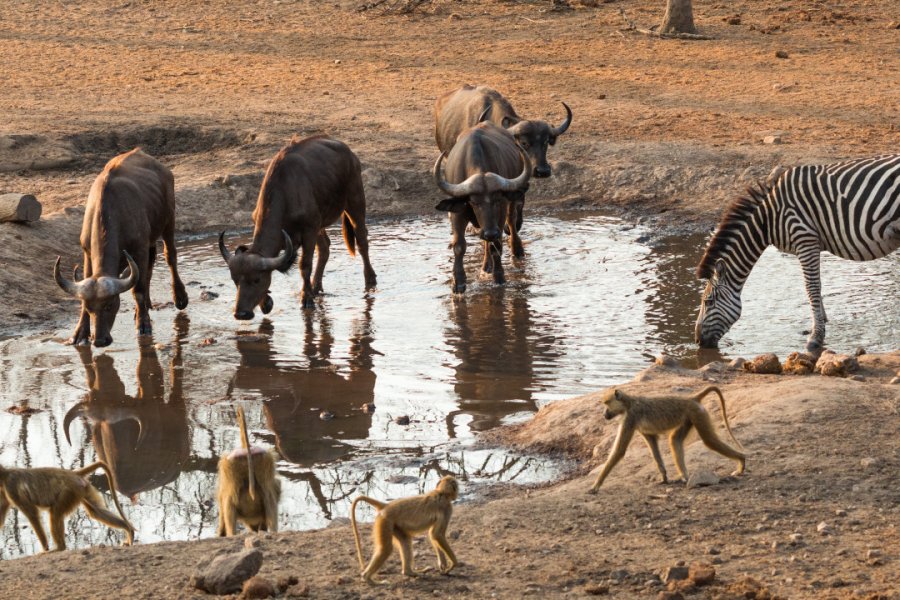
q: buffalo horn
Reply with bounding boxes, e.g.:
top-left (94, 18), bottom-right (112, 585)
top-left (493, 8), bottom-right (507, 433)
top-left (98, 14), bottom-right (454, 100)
top-left (218, 231), bottom-right (233, 264)
top-left (259, 230), bottom-right (294, 272)
top-left (433, 153), bottom-right (484, 198)
top-left (550, 102), bottom-right (572, 137)
top-left (109, 251), bottom-right (139, 295)
top-left (54, 256), bottom-right (87, 298)
top-left (485, 149), bottom-right (531, 193)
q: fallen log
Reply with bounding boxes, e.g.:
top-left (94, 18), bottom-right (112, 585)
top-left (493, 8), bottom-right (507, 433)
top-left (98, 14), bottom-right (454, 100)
top-left (0, 193), bottom-right (41, 223)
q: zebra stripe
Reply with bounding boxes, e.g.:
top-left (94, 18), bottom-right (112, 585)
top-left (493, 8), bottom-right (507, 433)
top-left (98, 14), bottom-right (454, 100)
top-left (695, 154), bottom-right (899, 351)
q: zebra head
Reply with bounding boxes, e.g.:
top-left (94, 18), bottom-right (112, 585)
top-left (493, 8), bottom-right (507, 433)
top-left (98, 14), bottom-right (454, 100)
top-left (695, 259), bottom-right (742, 348)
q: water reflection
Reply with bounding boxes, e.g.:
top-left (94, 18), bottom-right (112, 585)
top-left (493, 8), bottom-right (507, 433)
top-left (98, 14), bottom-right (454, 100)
top-left (228, 299), bottom-right (377, 466)
top-left (64, 314), bottom-right (191, 498)
top-left (443, 287), bottom-right (562, 436)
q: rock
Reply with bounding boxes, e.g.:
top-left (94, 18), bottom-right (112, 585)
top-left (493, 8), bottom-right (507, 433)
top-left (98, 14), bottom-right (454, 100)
top-left (783, 352), bottom-right (815, 375)
top-left (854, 347), bottom-right (866, 356)
top-left (361, 402), bottom-right (376, 414)
top-left (190, 548), bottom-right (263, 595)
top-left (284, 584), bottom-right (310, 598)
top-left (244, 536), bottom-right (261, 549)
top-left (242, 576), bottom-right (276, 599)
top-left (775, 50), bottom-right (789, 58)
top-left (707, 546), bottom-right (721, 555)
top-left (859, 457), bottom-right (878, 469)
top-left (661, 566), bottom-right (690, 583)
top-left (847, 375), bottom-right (865, 382)
top-left (655, 354), bottom-right (679, 367)
top-left (584, 584), bottom-right (609, 596)
top-left (700, 361), bottom-right (726, 374)
top-left (889, 377), bottom-right (900, 385)
top-left (319, 410), bottom-right (334, 421)
top-left (866, 549), bottom-right (882, 559)
top-left (657, 592), bottom-right (684, 600)
top-left (686, 470), bottom-right (720, 489)
top-left (610, 569), bottom-right (629, 581)
top-left (727, 357), bottom-right (747, 370)
top-left (772, 83), bottom-right (796, 93)
top-left (199, 337), bottom-right (217, 346)
top-left (816, 522), bottom-right (830, 535)
top-left (763, 135), bottom-right (782, 145)
top-left (815, 352), bottom-right (858, 377)
top-left (395, 415), bottom-right (410, 425)
top-left (200, 290), bottom-right (219, 301)
top-left (725, 15), bottom-right (741, 25)
top-left (688, 562), bottom-right (716, 586)
top-left (667, 579), bottom-right (696, 594)
top-left (789, 532), bottom-right (803, 545)
top-left (744, 353), bottom-right (782, 374)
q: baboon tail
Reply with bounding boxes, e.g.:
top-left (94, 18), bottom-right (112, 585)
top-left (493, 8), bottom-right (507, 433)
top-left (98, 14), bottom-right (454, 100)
top-left (237, 406), bottom-right (256, 501)
top-left (350, 497), bottom-right (366, 572)
top-left (342, 212), bottom-right (357, 257)
top-left (91, 460), bottom-right (135, 544)
top-left (696, 386), bottom-right (744, 451)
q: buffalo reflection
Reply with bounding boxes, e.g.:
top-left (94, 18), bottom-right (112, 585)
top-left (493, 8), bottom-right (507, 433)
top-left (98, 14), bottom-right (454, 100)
top-left (64, 313), bottom-right (190, 498)
top-left (443, 287), bottom-right (561, 436)
top-left (228, 298), bottom-right (377, 466)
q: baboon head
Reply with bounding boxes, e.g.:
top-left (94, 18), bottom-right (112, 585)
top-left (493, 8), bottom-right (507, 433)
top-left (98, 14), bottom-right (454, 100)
top-left (436, 475), bottom-right (459, 500)
top-left (601, 388), bottom-right (629, 420)
top-left (695, 259), bottom-right (742, 348)
top-left (219, 230), bottom-right (293, 320)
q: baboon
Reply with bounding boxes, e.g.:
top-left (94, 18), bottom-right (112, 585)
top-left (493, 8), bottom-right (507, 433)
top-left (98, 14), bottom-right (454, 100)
top-left (216, 406), bottom-right (281, 536)
top-left (0, 461), bottom-right (135, 551)
top-left (351, 475), bottom-right (459, 584)
top-left (589, 386), bottom-right (746, 493)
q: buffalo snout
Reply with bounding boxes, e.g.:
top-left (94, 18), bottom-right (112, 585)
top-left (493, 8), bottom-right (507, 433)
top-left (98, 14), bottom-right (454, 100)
top-left (533, 165), bottom-right (551, 178)
top-left (234, 310), bottom-right (254, 321)
top-left (481, 227), bottom-right (501, 241)
top-left (93, 334), bottom-right (113, 348)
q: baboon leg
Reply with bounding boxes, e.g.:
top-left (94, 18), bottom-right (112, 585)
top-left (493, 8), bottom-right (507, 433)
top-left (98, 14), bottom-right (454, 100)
top-left (216, 507), bottom-right (227, 537)
top-left (311, 231), bottom-right (330, 295)
top-left (19, 505), bottom-right (50, 552)
top-left (362, 520), bottom-right (394, 584)
top-left (82, 487), bottom-right (133, 544)
top-left (589, 421), bottom-right (635, 492)
top-left (669, 422), bottom-right (693, 482)
top-left (693, 414), bottom-right (747, 476)
top-left (49, 509), bottom-right (68, 551)
top-left (641, 433), bottom-right (668, 483)
top-left (219, 501), bottom-right (238, 536)
top-left (429, 526), bottom-right (458, 574)
top-left (396, 529), bottom-right (419, 577)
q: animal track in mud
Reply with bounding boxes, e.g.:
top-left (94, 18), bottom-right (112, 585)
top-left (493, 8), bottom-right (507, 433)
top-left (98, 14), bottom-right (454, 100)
top-left (66, 125), bottom-right (251, 164)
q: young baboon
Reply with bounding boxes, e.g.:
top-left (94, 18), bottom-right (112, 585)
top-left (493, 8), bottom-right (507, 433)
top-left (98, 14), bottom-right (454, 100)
top-left (0, 461), bottom-right (135, 551)
top-left (216, 406), bottom-right (281, 536)
top-left (589, 386), bottom-right (746, 493)
top-left (351, 475), bottom-right (459, 585)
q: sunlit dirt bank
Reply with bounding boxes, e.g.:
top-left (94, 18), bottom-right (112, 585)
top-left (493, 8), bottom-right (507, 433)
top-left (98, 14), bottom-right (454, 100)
top-left (0, 0), bottom-right (898, 598)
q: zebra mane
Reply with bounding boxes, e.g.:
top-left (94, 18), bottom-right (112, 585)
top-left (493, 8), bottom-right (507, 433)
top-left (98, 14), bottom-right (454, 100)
top-left (696, 182), bottom-right (771, 279)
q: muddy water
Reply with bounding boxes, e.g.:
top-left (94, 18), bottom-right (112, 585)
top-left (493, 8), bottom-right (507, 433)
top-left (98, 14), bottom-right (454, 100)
top-left (1, 211), bottom-right (897, 556)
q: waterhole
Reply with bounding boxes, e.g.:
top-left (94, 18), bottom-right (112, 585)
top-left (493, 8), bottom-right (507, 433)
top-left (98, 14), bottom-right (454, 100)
top-left (1, 211), bottom-right (896, 556)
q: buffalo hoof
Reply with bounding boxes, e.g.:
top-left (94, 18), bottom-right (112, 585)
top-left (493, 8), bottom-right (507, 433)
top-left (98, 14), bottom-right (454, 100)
top-left (365, 275), bottom-right (377, 290)
top-left (93, 336), bottom-right (113, 348)
top-left (138, 323), bottom-right (153, 336)
top-left (301, 296), bottom-right (316, 310)
top-left (512, 247), bottom-right (525, 259)
top-left (312, 283), bottom-right (323, 296)
top-left (175, 293), bottom-right (189, 310)
top-left (452, 283), bottom-right (466, 294)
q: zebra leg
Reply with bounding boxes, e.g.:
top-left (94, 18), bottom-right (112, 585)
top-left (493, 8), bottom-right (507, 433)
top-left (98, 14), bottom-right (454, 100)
top-left (798, 247), bottom-right (826, 353)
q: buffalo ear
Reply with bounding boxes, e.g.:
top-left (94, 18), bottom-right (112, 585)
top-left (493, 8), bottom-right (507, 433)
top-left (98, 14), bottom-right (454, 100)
top-left (548, 135), bottom-right (557, 146)
top-left (435, 198), bottom-right (468, 213)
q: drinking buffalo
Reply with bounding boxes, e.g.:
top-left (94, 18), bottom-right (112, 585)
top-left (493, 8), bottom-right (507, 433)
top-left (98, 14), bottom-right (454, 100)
top-left (434, 122), bottom-right (530, 293)
top-left (219, 135), bottom-right (376, 317)
top-left (434, 84), bottom-right (572, 179)
top-left (54, 149), bottom-right (188, 347)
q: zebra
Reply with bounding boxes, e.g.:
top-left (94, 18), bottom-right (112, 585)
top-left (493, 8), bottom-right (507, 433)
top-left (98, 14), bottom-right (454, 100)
top-left (694, 154), bottom-right (900, 352)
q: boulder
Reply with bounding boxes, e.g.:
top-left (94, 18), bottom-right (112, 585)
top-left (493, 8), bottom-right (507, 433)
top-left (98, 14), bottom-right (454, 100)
top-left (190, 548), bottom-right (263, 595)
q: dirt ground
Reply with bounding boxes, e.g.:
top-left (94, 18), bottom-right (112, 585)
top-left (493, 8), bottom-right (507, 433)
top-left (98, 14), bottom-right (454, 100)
top-left (0, 0), bottom-right (897, 598)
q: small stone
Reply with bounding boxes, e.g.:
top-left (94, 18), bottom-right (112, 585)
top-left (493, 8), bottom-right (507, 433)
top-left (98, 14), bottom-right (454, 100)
top-left (657, 592), bottom-right (684, 600)
top-left (775, 50), bottom-right (789, 59)
top-left (854, 347), bottom-right (866, 356)
top-left (763, 135), bottom-right (782, 145)
top-left (859, 457), bottom-right (878, 469)
top-left (584, 584), bottom-right (609, 596)
top-left (789, 533), bottom-right (803, 545)
top-left (242, 576), bottom-right (276, 599)
top-left (866, 549), bottom-right (882, 559)
top-left (361, 403), bottom-right (376, 414)
top-left (276, 575), bottom-right (299, 592)
top-left (686, 470), bottom-right (720, 489)
top-left (335, 575), bottom-right (352, 585)
top-left (319, 410), bottom-right (334, 421)
top-left (744, 353), bottom-right (782, 374)
top-left (727, 357), bottom-right (746, 370)
top-left (284, 584), bottom-right (310, 598)
top-left (199, 337), bottom-right (217, 346)
top-left (888, 377), bottom-right (899, 385)
top-left (244, 536), bottom-right (261, 549)
top-left (726, 15), bottom-right (741, 25)
top-left (688, 562), bottom-right (716, 586)
top-left (707, 546), bottom-right (721, 555)
top-left (395, 415), bottom-right (411, 425)
top-left (816, 522), bottom-right (830, 535)
top-left (661, 566), bottom-right (690, 583)
top-left (771, 541), bottom-right (780, 550)
top-left (190, 549), bottom-right (263, 595)
top-left (655, 354), bottom-right (679, 367)
top-left (200, 290), bottom-right (219, 301)
top-left (847, 374), bottom-right (865, 382)
top-left (783, 352), bottom-right (815, 375)
top-left (334, 59), bottom-right (341, 64)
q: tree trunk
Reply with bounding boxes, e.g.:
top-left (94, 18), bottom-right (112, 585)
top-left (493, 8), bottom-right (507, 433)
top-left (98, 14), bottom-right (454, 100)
top-left (660, 0), bottom-right (697, 34)
top-left (0, 193), bottom-right (42, 223)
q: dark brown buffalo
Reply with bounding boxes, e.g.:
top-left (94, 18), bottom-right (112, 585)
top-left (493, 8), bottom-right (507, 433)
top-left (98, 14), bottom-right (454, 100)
top-left (434, 84), bottom-right (572, 179)
top-left (434, 122), bottom-right (530, 293)
top-left (219, 135), bottom-right (376, 317)
top-left (54, 149), bottom-right (188, 347)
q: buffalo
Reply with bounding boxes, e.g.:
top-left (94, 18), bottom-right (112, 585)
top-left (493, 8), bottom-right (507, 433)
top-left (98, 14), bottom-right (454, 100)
top-left (54, 149), bottom-right (189, 347)
top-left (219, 135), bottom-right (376, 317)
top-left (433, 122), bottom-right (530, 293)
top-left (434, 84), bottom-right (572, 179)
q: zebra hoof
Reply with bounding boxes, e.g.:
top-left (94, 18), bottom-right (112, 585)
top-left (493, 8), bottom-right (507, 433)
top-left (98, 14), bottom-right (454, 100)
top-left (805, 340), bottom-right (824, 357)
